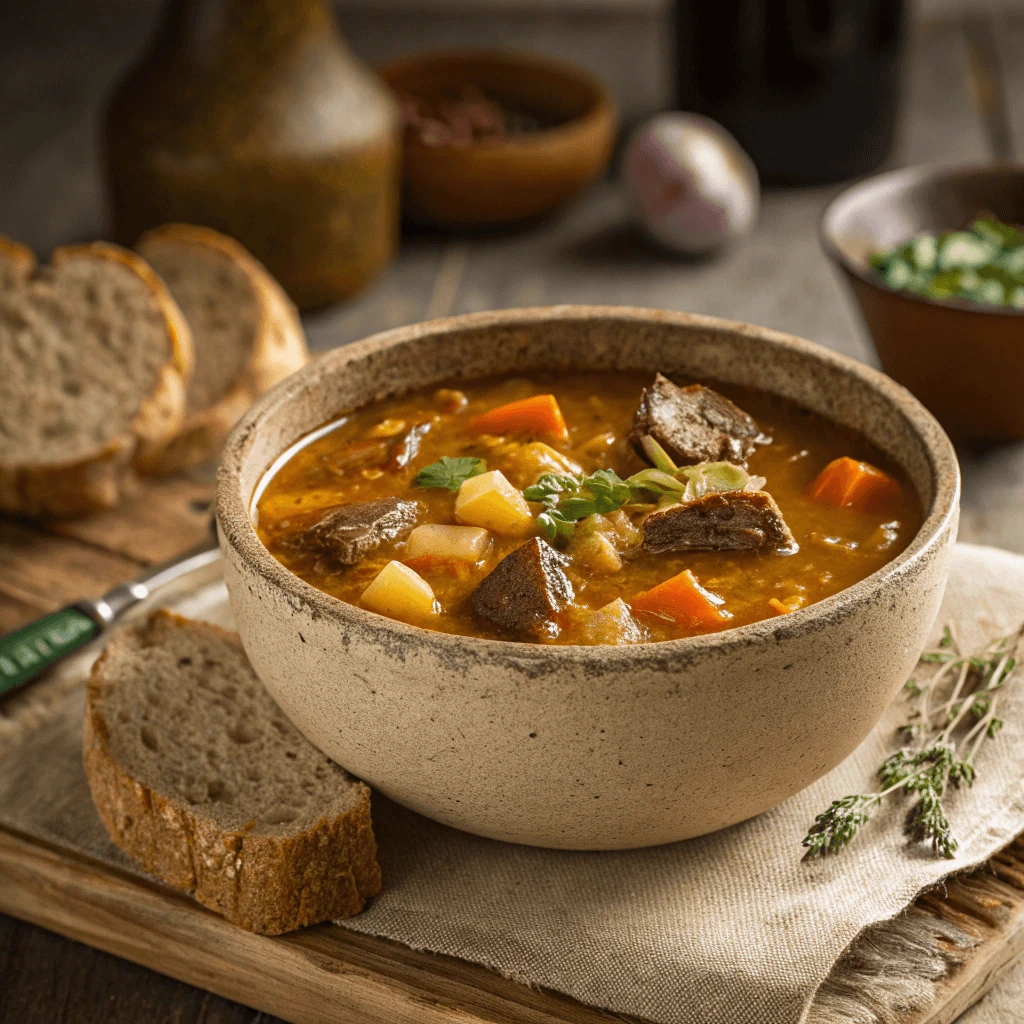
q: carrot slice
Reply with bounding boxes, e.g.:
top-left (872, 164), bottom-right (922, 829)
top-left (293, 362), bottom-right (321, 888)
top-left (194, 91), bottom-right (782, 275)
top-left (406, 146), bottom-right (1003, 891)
top-left (471, 394), bottom-right (569, 441)
top-left (806, 456), bottom-right (901, 513)
top-left (630, 569), bottom-right (731, 632)
top-left (769, 595), bottom-right (805, 616)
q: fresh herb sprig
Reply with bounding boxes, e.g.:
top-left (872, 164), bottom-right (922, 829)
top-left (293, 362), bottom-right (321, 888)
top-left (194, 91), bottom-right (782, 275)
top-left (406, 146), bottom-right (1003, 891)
top-left (525, 469), bottom-right (635, 545)
top-left (414, 456), bottom-right (487, 491)
top-left (523, 439), bottom-right (765, 546)
top-left (803, 624), bottom-right (1023, 861)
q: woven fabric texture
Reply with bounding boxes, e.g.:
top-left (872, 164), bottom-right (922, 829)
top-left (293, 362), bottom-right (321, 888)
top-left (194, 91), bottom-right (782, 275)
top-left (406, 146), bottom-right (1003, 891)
top-left (0, 544), bottom-right (1022, 1024)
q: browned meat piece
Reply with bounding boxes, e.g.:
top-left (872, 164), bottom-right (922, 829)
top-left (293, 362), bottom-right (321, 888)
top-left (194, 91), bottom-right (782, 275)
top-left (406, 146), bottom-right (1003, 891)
top-left (629, 374), bottom-right (763, 465)
top-left (286, 498), bottom-right (421, 565)
top-left (386, 422), bottom-right (432, 472)
top-left (471, 537), bottom-right (575, 639)
top-left (642, 491), bottom-right (796, 553)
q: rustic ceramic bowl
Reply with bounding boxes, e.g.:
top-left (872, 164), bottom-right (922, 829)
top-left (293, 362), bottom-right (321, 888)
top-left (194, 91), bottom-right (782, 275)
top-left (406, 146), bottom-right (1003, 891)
top-left (378, 50), bottom-right (617, 227)
top-left (821, 163), bottom-right (1024, 441)
top-left (217, 307), bottom-right (959, 850)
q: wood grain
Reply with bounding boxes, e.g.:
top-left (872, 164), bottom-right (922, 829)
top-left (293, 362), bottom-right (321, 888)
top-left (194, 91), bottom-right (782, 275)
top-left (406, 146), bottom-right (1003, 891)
top-left (0, 912), bottom-right (263, 1024)
top-left (886, 841), bottom-right (1024, 1024)
top-left (47, 475), bottom-right (216, 565)
top-left (0, 825), bottom-right (638, 1024)
top-left (6, 816), bottom-right (1024, 1024)
top-left (0, 519), bottom-right (142, 607)
top-left (916, 844), bottom-right (1024, 1024)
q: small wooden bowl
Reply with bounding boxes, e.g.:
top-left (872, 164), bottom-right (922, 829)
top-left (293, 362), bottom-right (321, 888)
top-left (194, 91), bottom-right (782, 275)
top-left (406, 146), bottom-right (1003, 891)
top-left (821, 163), bottom-right (1024, 441)
top-left (378, 50), bottom-right (617, 228)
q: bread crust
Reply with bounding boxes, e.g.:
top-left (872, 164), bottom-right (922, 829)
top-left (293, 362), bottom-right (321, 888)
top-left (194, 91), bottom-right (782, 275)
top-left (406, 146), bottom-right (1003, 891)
top-left (0, 235), bottom-right (37, 279)
top-left (136, 225), bottom-right (310, 474)
top-left (0, 238), bottom-right (193, 517)
top-left (83, 611), bottom-right (382, 935)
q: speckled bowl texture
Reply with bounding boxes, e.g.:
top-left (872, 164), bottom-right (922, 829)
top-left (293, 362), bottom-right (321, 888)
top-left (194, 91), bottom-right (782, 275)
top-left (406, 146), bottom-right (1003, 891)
top-left (217, 307), bottom-right (960, 850)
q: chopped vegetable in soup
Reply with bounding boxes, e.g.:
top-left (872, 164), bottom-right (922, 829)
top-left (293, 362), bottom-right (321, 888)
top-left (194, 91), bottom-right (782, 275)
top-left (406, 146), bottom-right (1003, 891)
top-left (254, 371), bottom-right (923, 645)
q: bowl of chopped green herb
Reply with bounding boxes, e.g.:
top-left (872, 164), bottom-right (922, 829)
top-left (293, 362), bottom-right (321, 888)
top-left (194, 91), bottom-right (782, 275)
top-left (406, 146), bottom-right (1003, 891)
top-left (821, 163), bottom-right (1024, 440)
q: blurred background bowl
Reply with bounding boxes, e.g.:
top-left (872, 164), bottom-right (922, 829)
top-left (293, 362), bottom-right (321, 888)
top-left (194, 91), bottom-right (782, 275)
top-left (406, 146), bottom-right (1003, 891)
top-left (378, 49), bottom-right (617, 229)
top-left (821, 163), bottom-right (1024, 442)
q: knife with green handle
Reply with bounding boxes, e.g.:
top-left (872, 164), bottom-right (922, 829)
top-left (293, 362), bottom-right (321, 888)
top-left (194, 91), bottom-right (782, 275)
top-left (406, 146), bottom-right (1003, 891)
top-left (0, 534), bottom-right (221, 698)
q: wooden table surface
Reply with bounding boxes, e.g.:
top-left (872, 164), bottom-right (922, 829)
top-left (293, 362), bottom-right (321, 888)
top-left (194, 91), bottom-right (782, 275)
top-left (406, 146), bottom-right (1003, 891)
top-left (2, 3), bottom-right (1024, 1022)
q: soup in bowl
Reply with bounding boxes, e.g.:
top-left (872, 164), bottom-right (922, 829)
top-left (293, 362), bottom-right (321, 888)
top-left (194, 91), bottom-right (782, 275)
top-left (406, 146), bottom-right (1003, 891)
top-left (253, 370), bottom-right (922, 646)
top-left (217, 307), bottom-right (959, 849)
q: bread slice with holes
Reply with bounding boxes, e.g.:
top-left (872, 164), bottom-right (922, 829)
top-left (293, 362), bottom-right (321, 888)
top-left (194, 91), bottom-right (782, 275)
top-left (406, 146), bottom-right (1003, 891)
top-left (83, 610), bottom-right (381, 934)
top-left (0, 236), bottom-right (193, 517)
top-left (135, 225), bottom-right (309, 473)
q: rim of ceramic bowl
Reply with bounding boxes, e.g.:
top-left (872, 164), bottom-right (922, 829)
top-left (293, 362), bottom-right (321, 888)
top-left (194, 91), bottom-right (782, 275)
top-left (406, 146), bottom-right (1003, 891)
top-left (217, 305), bottom-right (960, 671)
top-left (820, 161), bottom-right (1024, 318)
top-left (376, 47), bottom-right (617, 151)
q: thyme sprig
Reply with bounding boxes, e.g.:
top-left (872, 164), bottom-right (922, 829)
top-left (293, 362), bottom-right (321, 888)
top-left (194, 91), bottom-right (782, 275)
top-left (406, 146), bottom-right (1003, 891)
top-left (802, 623), bottom-right (1023, 861)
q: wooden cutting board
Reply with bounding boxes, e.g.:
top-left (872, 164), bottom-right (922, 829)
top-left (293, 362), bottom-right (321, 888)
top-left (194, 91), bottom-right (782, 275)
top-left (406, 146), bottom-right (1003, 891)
top-left (2, 479), bottom-right (1024, 1024)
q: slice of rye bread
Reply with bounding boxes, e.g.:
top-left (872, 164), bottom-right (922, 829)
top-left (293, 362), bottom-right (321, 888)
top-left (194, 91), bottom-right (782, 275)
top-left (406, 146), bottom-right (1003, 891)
top-left (0, 236), bottom-right (193, 516)
top-left (84, 610), bottom-right (381, 935)
top-left (135, 224), bottom-right (309, 473)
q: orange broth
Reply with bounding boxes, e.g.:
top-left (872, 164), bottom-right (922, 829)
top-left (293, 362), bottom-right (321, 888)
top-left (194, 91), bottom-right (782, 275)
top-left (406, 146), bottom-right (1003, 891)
top-left (254, 371), bottom-right (923, 644)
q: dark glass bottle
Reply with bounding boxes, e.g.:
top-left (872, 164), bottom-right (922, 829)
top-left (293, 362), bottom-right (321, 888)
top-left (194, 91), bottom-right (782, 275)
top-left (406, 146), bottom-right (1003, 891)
top-left (672, 0), bottom-right (906, 186)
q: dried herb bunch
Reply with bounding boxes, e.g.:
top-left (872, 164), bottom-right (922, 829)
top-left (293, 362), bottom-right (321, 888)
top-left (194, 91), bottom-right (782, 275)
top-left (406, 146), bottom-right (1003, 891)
top-left (803, 623), bottom-right (1024, 861)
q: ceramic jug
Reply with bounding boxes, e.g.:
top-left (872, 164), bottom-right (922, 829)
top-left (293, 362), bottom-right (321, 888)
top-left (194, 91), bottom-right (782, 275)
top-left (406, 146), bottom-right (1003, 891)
top-left (105, 0), bottom-right (400, 309)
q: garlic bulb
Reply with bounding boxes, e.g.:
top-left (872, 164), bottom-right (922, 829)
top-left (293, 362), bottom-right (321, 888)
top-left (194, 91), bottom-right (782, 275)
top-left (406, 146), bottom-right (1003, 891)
top-left (622, 113), bottom-right (760, 255)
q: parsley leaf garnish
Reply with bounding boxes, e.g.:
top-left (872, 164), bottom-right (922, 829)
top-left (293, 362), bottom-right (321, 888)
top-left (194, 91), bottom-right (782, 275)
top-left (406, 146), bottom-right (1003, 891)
top-left (414, 456), bottom-right (487, 491)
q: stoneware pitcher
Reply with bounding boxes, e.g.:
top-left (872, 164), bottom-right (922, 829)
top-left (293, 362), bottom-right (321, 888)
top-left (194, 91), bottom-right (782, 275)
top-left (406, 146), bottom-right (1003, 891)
top-left (104, 0), bottom-right (400, 309)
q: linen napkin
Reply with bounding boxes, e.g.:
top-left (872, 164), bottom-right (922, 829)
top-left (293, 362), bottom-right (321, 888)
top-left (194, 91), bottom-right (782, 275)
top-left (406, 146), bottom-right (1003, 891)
top-left (2, 543), bottom-right (1024, 1024)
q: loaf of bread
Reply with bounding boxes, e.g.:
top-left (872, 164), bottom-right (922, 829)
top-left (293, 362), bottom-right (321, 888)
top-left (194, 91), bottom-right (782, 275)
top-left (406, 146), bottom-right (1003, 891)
top-left (0, 236), bottom-right (192, 516)
top-left (84, 610), bottom-right (381, 934)
top-left (135, 224), bottom-right (309, 473)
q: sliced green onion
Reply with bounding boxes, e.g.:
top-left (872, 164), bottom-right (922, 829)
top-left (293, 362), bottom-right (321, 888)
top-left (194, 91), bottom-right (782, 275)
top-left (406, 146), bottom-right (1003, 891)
top-left (640, 435), bottom-right (678, 474)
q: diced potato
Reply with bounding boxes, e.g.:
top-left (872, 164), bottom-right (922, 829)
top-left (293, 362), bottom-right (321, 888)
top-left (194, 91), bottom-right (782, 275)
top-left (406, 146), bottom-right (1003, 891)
top-left (360, 561), bottom-right (438, 621)
top-left (578, 599), bottom-right (644, 645)
top-left (571, 531), bottom-right (622, 573)
top-left (455, 470), bottom-right (535, 536)
top-left (520, 442), bottom-right (582, 479)
top-left (406, 524), bottom-right (491, 562)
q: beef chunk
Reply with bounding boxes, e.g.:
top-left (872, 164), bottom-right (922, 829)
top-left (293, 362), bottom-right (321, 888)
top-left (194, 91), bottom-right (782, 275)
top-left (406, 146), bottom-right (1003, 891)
top-left (386, 421), bottom-right (432, 472)
top-left (471, 537), bottom-right (575, 639)
top-left (287, 498), bottom-right (421, 565)
top-left (642, 491), bottom-right (796, 553)
top-left (630, 374), bottom-right (763, 465)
